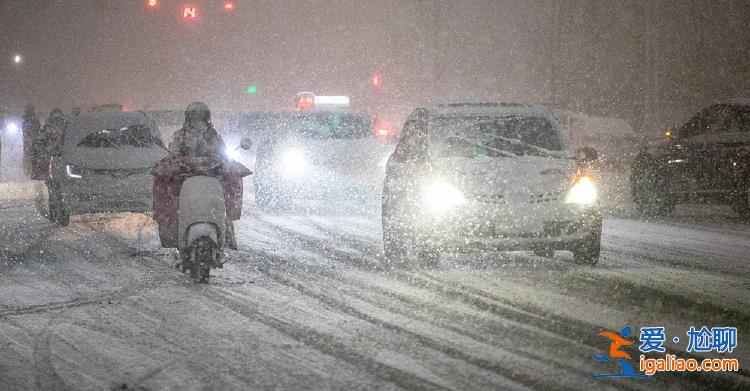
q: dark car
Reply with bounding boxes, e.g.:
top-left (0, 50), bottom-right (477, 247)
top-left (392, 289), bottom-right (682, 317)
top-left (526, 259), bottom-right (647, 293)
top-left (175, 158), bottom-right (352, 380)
top-left (47, 111), bottom-right (168, 226)
top-left (631, 99), bottom-right (750, 217)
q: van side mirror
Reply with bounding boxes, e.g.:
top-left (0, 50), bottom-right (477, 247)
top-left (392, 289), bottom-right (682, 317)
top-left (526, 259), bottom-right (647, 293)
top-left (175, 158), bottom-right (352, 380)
top-left (239, 137), bottom-right (253, 150)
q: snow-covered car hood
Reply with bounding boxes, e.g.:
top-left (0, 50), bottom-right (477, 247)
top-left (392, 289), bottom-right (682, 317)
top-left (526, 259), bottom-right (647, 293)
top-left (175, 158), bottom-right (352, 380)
top-left (432, 155), bottom-right (576, 200)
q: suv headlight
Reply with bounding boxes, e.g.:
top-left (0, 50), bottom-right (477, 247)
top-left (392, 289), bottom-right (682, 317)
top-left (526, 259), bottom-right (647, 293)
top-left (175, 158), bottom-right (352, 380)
top-left (422, 180), bottom-right (465, 213)
top-left (66, 164), bottom-right (83, 179)
top-left (565, 176), bottom-right (597, 205)
top-left (279, 148), bottom-right (307, 177)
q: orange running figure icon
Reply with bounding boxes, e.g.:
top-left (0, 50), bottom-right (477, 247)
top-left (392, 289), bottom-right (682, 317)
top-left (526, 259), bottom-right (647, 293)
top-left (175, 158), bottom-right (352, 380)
top-left (598, 331), bottom-right (634, 359)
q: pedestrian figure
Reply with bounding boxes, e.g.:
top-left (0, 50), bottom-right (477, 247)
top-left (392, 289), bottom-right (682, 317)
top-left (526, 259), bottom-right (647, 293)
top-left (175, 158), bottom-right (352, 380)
top-left (22, 104), bottom-right (42, 177)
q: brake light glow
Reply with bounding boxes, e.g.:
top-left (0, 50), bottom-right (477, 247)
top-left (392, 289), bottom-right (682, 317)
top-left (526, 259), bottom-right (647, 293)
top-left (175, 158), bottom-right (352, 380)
top-left (373, 119), bottom-right (397, 142)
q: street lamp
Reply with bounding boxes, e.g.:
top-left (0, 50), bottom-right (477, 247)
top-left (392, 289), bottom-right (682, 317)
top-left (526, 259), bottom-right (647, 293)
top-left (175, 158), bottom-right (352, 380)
top-left (13, 54), bottom-right (22, 64)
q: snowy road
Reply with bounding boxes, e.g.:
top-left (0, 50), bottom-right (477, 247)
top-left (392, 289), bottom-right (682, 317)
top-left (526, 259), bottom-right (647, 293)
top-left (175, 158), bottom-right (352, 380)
top-left (0, 191), bottom-right (748, 390)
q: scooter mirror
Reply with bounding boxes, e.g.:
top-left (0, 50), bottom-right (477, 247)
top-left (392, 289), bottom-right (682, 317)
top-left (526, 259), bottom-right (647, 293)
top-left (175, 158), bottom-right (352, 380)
top-left (239, 137), bottom-right (253, 150)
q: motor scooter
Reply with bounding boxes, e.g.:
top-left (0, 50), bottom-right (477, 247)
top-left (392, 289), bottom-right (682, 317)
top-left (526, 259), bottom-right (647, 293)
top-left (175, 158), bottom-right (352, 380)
top-left (151, 139), bottom-right (252, 283)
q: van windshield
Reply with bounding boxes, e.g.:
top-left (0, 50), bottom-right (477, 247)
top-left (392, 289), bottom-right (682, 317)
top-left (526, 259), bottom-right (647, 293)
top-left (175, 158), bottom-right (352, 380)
top-left (430, 115), bottom-right (563, 158)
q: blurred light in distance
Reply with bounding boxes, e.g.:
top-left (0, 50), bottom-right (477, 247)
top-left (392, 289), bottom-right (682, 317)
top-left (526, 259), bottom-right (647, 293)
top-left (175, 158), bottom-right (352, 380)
top-left (246, 85), bottom-right (257, 94)
top-left (13, 54), bottom-right (22, 64)
top-left (182, 5), bottom-right (198, 19)
top-left (279, 148), bottom-right (308, 177)
top-left (225, 146), bottom-right (240, 161)
top-left (147, 0), bottom-right (157, 8)
top-left (565, 176), bottom-right (597, 205)
top-left (371, 72), bottom-right (382, 88)
top-left (373, 119), bottom-right (397, 142)
top-left (313, 95), bottom-right (350, 111)
top-left (6, 122), bottom-right (19, 134)
top-left (223, 2), bottom-right (235, 11)
top-left (295, 92), bottom-right (315, 110)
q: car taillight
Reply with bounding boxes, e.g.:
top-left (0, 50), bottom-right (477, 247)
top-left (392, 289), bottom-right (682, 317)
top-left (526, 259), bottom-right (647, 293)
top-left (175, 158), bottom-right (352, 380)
top-left (373, 120), bottom-right (397, 142)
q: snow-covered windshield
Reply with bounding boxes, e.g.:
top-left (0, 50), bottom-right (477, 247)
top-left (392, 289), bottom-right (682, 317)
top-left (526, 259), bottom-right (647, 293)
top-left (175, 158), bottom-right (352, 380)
top-left (430, 116), bottom-right (563, 158)
top-left (77, 125), bottom-right (162, 148)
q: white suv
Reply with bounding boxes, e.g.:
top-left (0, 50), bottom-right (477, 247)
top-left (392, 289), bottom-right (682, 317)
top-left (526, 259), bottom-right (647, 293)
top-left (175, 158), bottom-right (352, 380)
top-left (381, 103), bottom-right (602, 266)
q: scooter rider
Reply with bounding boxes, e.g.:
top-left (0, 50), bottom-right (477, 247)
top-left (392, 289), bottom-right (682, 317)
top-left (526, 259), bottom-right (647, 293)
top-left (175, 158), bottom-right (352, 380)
top-left (168, 102), bottom-right (237, 250)
top-left (169, 102), bottom-right (226, 158)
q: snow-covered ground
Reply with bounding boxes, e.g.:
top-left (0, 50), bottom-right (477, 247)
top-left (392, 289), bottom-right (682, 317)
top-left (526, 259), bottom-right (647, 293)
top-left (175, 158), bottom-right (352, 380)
top-left (0, 184), bottom-right (748, 390)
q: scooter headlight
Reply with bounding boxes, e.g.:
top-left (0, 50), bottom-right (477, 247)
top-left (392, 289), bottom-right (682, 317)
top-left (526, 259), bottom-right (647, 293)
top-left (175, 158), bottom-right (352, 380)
top-left (224, 146), bottom-right (240, 161)
top-left (565, 176), bottom-right (597, 205)
top-left (422, 180), bottom-right (465, 213)
top-left (279, 148), bottom-right (308, 177)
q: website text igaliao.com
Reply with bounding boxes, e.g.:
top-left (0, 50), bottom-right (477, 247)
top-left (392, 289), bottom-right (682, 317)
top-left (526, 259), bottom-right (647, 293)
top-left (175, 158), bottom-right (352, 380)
top-left (639, 354), bottom-right (740, 376)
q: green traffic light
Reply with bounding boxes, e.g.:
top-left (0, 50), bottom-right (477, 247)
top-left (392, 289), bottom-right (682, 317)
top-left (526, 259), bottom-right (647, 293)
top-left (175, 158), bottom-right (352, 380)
top-left (246, 85), bottom-right (257, 94)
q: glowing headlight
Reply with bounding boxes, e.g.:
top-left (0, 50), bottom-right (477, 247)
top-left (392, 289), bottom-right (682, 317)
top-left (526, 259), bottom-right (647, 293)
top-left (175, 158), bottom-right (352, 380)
top-left (225, 146), bottom-right (240, 161)
top-left (279, 148), bottom-right (308, 177)
top-left (565, 176), bottom-right (597, 205)
top-left (422, 180), bottom-right (465, 213)
top-left (66, 164), bottom-right (83, 179)
top-left (6, 122), bottom-right (19, 134)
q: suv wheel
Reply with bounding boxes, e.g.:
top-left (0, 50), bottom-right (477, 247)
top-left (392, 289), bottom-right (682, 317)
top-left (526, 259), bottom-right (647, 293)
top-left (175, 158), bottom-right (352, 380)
top-left (47, 182), bottom-right (70, 227)
top-left (572, 219), bottom-right (602, 265)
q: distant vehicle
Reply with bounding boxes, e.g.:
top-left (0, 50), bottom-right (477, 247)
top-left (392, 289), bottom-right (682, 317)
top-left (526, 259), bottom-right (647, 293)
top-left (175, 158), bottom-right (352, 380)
top-left (47, 111), bottom-right (169, 226)
top-left (381, 103), bottom-right (602, 266)
top-left (253, 110), bottom-right (395, 207)
top-left (631, 99), bottom-right (750, 217)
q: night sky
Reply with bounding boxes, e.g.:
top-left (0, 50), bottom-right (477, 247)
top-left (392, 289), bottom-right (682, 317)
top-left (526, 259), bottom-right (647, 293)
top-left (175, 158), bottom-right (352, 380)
top-left (1, 0), bottom-right (749, 130)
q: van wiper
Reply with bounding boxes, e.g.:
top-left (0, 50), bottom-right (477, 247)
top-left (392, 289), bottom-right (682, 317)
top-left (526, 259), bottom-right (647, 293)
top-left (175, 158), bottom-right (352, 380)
top-left (445, 135), bottom-right (516, 158)
top-left (489, 135), bottom-right (566, 158)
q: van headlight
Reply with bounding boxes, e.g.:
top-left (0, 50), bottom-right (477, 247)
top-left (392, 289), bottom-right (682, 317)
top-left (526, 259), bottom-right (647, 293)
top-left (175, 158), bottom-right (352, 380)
top-left (565, 176), bottom-right (597, 205)
top-left (422, 180), bottom-right (465, 213)
top-left (279, 148), bottom-right (308, 177)
top-left (66, 164), bottom-right (83, 179)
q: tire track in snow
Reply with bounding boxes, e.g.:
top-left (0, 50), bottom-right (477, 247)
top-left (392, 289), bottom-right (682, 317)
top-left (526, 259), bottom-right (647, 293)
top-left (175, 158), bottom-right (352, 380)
top-left (250, 217), bottom-right (750, 389)
top-left (197, 286), bottom-right (452, 391)
top-left (230, 250), bottom-right (610, 391)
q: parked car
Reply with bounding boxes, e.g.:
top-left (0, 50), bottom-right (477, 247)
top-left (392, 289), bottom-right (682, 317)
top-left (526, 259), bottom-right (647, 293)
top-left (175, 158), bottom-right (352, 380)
top-left (631, 99), bottom-right (750, 217)
top-left (47, 111), bottom-right (169, 226)
top-left (381, 103), bottom-right (602, 266)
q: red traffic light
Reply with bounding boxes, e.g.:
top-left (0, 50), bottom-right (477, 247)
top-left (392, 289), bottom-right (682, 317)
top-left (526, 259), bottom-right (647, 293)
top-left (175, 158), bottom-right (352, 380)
top-left (223, 2), bottom-right (235, 11)
top-left (182, 4), bottom-right (198, 20)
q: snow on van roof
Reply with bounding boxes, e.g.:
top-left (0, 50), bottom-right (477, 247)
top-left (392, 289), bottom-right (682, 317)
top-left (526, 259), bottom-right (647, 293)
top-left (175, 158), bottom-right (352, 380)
top-left (430, 102), bottom-right (554, 118)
